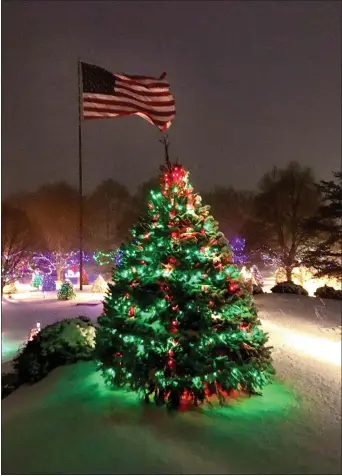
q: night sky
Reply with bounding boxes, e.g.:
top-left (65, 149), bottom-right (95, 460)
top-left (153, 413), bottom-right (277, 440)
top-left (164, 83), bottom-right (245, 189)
top-left (2, 1), bottom-right (341, 198)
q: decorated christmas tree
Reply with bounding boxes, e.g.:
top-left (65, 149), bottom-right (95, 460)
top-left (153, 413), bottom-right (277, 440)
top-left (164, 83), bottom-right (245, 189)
top-left (31, 272), bottom-right (43, 289)
top-left (96, 159), bottom-right (274, 410)
top-left (92, 275), bottom-right (108, 293)
top-left (42, 274), bottom-right (56, 292)
top-left (57, 280), bottom-right (76, 300)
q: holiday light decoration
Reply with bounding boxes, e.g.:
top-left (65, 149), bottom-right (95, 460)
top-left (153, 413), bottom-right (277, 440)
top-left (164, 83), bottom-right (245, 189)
top-left (92, 275), bottom-right (108, 293)
top-left (290, 266), bottom-right (340, 297)
top-left (31, 272), bottom-right (43, 289)
top-left (97, 161), bottom-right (274, 410)
top-left (2, 281), bottom-right (18, 295)
top-left (57, 280), bottom-right (76, 300)
top-left (93, 248), bottom-right (124, 268)
top-left (42, 274), bottom-right (56, 292)
top-left (93, 250), bottom-right (115, 267)
top-left (230, 237), bottom-right (248, 265)
top-left (32, 251), bottom-right (90, 278)
top-left (1, 251), bottom-right (32, 286)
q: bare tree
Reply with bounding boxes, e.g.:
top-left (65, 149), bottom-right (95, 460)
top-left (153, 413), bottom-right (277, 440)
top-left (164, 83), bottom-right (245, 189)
top-left (1, 203), bottom-right (39, 295)
top-left (203, 187), bottom-right (254, 240)
top-left (17, 182), bottom-right (79, 281)
top-left (85, 179), bottom-right (136, 252)
top-left (245, 162), bottom-right (321, 281)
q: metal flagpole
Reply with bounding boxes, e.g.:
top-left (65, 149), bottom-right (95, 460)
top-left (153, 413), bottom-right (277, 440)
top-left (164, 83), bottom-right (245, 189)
top-left (78, 60), bottom-right (84, 291)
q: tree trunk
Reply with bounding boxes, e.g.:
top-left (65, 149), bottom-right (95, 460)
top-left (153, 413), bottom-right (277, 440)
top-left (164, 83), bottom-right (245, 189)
top-left (285, 266), bottom-right (292, 282)
top-left (56, 265), bottom-right (63, 282)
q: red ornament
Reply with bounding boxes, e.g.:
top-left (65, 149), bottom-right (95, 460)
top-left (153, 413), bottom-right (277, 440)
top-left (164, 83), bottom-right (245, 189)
top-left (209, 300), bottom-right (215, 308)
top-left (172, 320), bottom-right (178, 327)
top-left (172, 305), bottom-right (179, 311)
top-left (229, 283), bottom-right (239, 292)
top-left (168, 359), bottom-right (174, 367)
top-left (171, 232), bottom-right (179, 239)
top-left (168, 350), bottom-right (175, 357)
top-left (168, 257), bottom-right (177, 265)
top-left (128, 306), bottom-right (136, 317)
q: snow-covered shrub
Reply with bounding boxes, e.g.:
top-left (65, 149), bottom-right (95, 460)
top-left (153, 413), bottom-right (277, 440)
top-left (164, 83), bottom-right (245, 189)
top-left (91, 275), bottom-right (107, 293)
top-left (42, 274), bottom-right (56, 292)
top-left (57, 280), bottom-right (76, 300)
top-left (271, 281), bottom-right (308, 296)
top-left (314, 285), bottom-right (342, 301)
top-left (252, 283), bottom-right (264, 295)
top-left (13, 317), bottom-right (96, 383)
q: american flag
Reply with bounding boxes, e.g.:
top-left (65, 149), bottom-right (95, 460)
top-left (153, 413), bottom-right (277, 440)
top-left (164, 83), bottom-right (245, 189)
top-left (81, 62), bottom-right (176, 132)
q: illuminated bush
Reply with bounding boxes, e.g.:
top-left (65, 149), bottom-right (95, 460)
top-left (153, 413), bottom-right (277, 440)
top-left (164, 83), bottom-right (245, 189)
top-left (3, 281), bottom-right (17, 294)
top-left (42, 274), bottom-right (56, 292)
top-left (91, 275), bottom-right (107, 293)
top-left (57, 280), bottom-right (76, 300)
top-left (31, 273), bottom-right (43, 289)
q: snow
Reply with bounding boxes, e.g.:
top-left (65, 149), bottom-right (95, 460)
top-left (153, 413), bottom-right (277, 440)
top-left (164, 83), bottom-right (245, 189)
top-left (1, 294), bottom-right (341, 474)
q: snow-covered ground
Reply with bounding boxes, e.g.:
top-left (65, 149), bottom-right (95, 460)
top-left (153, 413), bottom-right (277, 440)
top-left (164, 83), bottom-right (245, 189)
top-left (1, 289), bottom-right (104, 362)
top-left (1, 294), bottom-right (341, 474)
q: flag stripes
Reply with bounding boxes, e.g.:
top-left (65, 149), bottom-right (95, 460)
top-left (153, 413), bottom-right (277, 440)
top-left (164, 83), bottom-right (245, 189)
top-left (81, 63), bottom-right (175, 131)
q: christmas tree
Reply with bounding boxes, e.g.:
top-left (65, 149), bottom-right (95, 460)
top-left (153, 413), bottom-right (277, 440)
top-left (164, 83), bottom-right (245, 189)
top-left (57, 280), bottom-right (76, 300)
top-left (92, 275), bottom-right (108, 293)
top-left (81, 269), bottom-right (89, 285)
top-left (97, 161), bottom-right (274, 410)
top-left (42, 274), bottom-right (56, 292)
top-left (31, 272), bottom-right (43, 289)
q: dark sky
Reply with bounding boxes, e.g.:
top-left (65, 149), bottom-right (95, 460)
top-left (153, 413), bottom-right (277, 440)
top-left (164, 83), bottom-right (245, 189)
top-left (2, 1), bottom-right (341, 197)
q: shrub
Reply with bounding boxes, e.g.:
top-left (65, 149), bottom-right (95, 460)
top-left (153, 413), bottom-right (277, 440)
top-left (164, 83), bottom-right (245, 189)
top-left (42, 274), bottom-right (56, 292)
top-left (13, 317), bottom-right (96, 383)
top-left (252, 283), bottom-right (264, 295)
top-left (314, 285), bottom-right (342, 301)
top-left (271, 281), bottom-right (308, 296)
top-left (91, 275), bottom-right (108, 293)
top-left (57, 280), bottom-right (76, 300)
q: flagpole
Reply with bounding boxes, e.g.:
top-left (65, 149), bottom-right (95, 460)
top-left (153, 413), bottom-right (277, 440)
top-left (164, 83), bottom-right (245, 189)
top-left (78, 59), bottom-right (84, 291)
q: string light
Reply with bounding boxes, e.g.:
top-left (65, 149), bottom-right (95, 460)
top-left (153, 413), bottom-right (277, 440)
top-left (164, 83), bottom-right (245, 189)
top-left (97, 162), bottom-right (274, 410)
